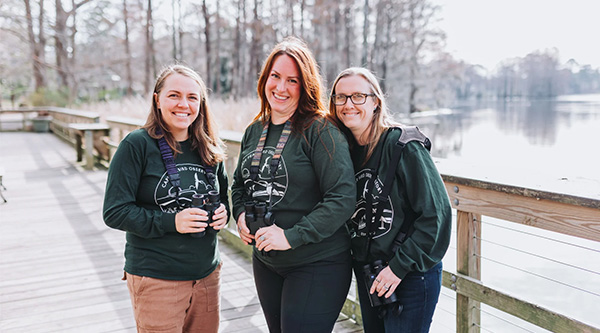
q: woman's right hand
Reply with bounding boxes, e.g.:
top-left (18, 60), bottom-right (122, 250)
top-left (237, 213), bottom-right (255, 245)
top-left (175, 208), bottom-right (208, 234)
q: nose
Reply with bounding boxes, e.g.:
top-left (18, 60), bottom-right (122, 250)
top-left (177, 98), bottom-right (189, 108)
top-left (277, 80), bottom-right (286, 91)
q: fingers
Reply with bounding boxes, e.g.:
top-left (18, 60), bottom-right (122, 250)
top-left (369, 272), bottom-right (401, 298)
top-left (175, 208), bottom-right (209, 234)
top-left (236, 213), bottom-right (254, 245)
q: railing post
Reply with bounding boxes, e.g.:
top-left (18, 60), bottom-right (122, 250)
top-left (456, 209), bottom-right (482, 332)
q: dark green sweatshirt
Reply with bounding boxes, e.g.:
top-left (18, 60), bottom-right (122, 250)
top-left (349, 128), bottom-right (452, 279)
top-left (231, 118), bottom-right (356, 267)
top-left (103, 129), bottom-right (229, 280)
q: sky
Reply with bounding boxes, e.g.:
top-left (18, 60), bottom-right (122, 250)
top-left (430, 0), bottom-right (600, 71)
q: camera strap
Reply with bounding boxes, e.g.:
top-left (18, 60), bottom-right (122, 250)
top-left (155, 128), bottom-right (216, 208)
top-left (249, 120), bottom-right (292, 211)
top-left (363, 126), bottom-right (431, 257)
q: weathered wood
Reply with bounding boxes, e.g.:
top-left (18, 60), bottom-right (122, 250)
top-left (445, 181), bottom-right (600, 242)
top-left (455, 210), bottom-right (481, 333)
top-left (443, 272), bottom-right (600, 333)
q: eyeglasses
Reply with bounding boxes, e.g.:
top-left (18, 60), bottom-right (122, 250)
top-left (332, 93), bottom-right (375, 106)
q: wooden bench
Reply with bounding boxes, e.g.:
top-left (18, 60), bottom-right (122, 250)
top-left (68, 123), bottom-right (111, 170)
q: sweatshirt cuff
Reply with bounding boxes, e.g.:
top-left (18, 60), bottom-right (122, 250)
top-left (388, 257), bottom-right (409, 280)
top-left (161, 213), bottom-right (177, 233)
top-left (284, 229), bottom-right (303, 249)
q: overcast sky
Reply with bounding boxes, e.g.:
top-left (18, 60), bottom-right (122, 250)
top-left (430, 0), bottom-right (600, 71)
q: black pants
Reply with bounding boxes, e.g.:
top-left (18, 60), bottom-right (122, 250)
top-left (252, 250), bottom-right (353, 333)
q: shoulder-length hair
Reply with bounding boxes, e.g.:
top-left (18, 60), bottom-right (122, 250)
top-left (255, 36), bottom-right (326, 133)
top-left (327, 67), bottom-right (400, 164)
top-left (143, 64), bottom-right (225, 166)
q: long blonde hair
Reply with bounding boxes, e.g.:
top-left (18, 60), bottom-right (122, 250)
top-left (328, 67), bottom-right (400, 163)
top-left (255, 36), bottom-right (326, 133)
top-left (143, 64), bottom-right (225, 166)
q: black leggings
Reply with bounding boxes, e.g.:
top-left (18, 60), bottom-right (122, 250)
top-left (252, 250), bottom-right (353, 333)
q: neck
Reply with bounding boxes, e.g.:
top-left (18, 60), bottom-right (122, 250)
top-left (173, 130), bottom-right (188, 142)
top-left (353, 129), bottom-right (368, 146)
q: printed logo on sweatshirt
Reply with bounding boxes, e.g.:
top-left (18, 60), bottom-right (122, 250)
top-left (155, 163), bottom-right (216, 213)
top-left (240, 147), bottom-right (288, 206)
top-left (351, 169), bottom-right (394, 238)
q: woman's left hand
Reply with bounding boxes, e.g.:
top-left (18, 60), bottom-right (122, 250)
top-left (209, 203), bottom-right (229, 230)
top-left (255, 224), bottom-right (291, 252)
top-left (370, 266), bottom-right (402, 299)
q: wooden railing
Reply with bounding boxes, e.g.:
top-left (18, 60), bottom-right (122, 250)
top-left (3, 108), bottom-right (599, 331)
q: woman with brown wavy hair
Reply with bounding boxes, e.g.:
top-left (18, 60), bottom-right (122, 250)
top-left (104, 64), bottom-right (229, 332)
top-left (231, 37), bottom-right (356, 333)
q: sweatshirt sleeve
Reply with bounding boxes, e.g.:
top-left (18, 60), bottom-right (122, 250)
top-left (284, 124), bottom-right (357, 248)
top-left (102, 136), bottom-right (177, 238)
top-left (388, 142), bottom-right (452, 279)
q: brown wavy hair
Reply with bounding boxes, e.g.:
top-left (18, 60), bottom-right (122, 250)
top-left (255, 36), bottom-right (326, 133)
top-left (143, 64), bottom-right (225, 166)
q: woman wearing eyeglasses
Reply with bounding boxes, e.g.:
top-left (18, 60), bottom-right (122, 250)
top-left (103, 64), bottom-right (230, 332)
top-left (328, 67), bottom-right (452, 333)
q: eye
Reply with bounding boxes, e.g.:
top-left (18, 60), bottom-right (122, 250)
top-left (270, 73), bottom-right (280, 79)
top-left (189, 95), bottom-right (199, 101)
top-left (289, 78), bottom-right (298, 84)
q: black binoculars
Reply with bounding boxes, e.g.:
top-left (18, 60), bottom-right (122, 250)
top-left (190, 190), bottom-right (220, 238)
top-left (362, 260), bottom-right (399, 308)
top-left (244, 201), bottom-right (275, 239)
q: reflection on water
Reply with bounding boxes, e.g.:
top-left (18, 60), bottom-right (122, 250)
top-left (405, 94), bottom-right (600, 186)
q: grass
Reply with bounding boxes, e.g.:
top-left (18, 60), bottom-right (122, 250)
top-left (77, 95), bottom-right (260, 132)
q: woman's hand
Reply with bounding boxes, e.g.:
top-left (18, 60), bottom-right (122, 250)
top-left (236, 213), bottom-right (255, 245)
top-left (209, 203), bottom-right (228, 230)
top-left (370, 266), bottom-right (402, 299)
top-left (175, 208), bottom-right (208, 234)
top-left (255, 224), bottom-right (291, 252)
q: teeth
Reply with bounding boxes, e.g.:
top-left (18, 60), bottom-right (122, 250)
top-left (174, 112), bottom-right (189, 117)
top-left (273, 93), bottom-right (288, 101)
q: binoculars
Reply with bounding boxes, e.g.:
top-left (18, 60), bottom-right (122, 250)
top-left (244, 201), bottom-right (275, 239)
top-left (362, 260), bottom-right (400, 308)
top-left (190, 190), bottom-right (220, 238)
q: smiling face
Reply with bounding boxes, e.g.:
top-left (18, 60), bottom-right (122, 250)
top-left (265, 54), bottom-right (301, 124)
top-left (334, 75), bottom-right (378, 144)
top-left (155, 73), bottom-right (202, 141)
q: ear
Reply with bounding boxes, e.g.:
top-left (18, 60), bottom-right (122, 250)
top-left (154, 93), bottom-right (160, 109)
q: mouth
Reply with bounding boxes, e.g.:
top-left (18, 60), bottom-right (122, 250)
top-left (341, 111), bottom-right (360, 117)
top-left (272, 93), bottom-right (289, 101)
top-left (173, 112), bottom-right (190, 118)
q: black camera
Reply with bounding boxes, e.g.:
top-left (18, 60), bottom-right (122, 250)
top-left (362, 260), bottom-right (399, 308)
top-left (190, 190), bottom-right (220, 238)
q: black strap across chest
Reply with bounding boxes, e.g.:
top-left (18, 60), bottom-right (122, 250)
top-left (362, 126), bottom-right (431, 257)
top-left (155, 129), bottom-right (215, 208)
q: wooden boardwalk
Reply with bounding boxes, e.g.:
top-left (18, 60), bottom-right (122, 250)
top-left (0, 132), bottom-right (362, 333)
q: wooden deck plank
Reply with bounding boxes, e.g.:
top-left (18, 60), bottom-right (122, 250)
top-left (0, 132), bottom-right (363, 333)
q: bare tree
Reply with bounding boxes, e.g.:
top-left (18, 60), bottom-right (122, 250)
top-left (202, 0), bottom-right (211, 89)
top-left (144, 0), bottom-right (156, 94)
top-left (54, 0), bottom-right (92, 91)
top-left (123, 0), bottom-right (133, 96)
top-left (24, 0), bottom-right (46, 91)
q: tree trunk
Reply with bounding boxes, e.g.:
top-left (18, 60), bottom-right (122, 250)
top-left (202, 0), bottom-right (212, 90)
top-left (24, 0), bottom-right (46, 91)
top-left (55, 0), bottom-right (69, 88)
top-left (144, 0), bottom-right (156, 94)
top-left (361, 0), bottom-right (369, 66)
top-left (123, 0), bottom-right (133, 96)
top-left (215, 0), bottom-right (221, 94)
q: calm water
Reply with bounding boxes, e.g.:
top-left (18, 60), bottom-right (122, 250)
top-left (406, 94), bottom-right (600, 332)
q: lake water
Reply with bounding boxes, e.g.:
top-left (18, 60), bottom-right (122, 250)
top-left (405, 94), bottom-right (600, 332)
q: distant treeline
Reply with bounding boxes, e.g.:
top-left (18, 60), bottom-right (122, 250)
top-left (2, 0), bottom-right (599, 114)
